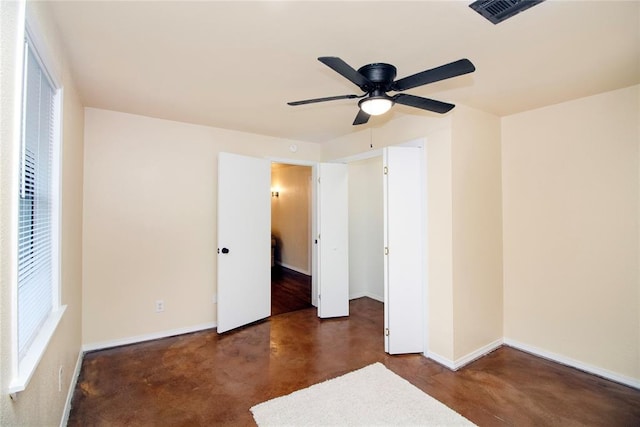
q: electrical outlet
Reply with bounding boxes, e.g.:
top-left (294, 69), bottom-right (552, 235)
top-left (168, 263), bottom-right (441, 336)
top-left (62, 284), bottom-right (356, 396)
top-left (155, 300), bottom-right (165, 313)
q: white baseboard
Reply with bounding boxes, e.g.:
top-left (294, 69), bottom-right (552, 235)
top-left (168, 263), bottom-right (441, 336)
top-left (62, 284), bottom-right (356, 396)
top-left (453, 338), bottom-right (503, 369)
top-left (425, 350), bottom-right (456, 370)
top-left (276, 262), bottom-right (310, 276)
top-left (60, 350), bottom-right (84, 427)
top-left (504, 338), bottom-right (640, 390)
top-left (82, 322), bottom-right (217, 353)
top-left (349, 291), bottom-right (383, 303)
top-left (427, 338), bottom-right (503, 371)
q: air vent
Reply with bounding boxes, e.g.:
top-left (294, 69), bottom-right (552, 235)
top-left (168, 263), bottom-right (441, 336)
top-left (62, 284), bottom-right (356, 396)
top-left (469, 0), bottom-right (545, 24)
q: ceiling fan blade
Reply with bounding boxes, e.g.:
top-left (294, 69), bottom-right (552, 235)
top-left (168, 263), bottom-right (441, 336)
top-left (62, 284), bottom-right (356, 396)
top-left (353, 109), bottom-right (371, 125)
top-left (393, 94), bottom-right (455, 114)
top-left (287, 94), bottom-right (360, 106)
top-left (318, 57), bottom-right (373, 90)
top-left (391, 59), bottom-right (475, 92)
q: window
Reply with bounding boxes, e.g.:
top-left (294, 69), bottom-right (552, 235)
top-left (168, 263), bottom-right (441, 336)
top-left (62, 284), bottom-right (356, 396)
top-left (10, 27), bottom-right (65, 394)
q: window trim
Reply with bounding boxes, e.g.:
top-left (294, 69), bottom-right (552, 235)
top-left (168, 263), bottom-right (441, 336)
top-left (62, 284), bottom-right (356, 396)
top-left (9, 13), bottom-right (66, 395)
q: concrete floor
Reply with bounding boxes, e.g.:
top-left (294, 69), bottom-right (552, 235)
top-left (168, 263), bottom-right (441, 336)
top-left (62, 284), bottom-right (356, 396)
top-left (68, 298), bottom-right (640, 426)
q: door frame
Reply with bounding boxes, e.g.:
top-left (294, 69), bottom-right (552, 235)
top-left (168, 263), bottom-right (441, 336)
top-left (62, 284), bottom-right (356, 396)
top-left (267, 156), bottom-right (352, 312)
top-left (267, 157), bottom-right (320, 307)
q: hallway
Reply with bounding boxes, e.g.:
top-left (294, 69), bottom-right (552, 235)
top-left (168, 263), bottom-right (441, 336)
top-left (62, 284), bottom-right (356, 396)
top-left (271, 266), bottom-right (312, 316)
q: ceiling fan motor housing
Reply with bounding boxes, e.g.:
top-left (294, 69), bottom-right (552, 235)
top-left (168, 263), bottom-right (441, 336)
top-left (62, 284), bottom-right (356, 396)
top-left (357, 63), bottom-right (397, 92)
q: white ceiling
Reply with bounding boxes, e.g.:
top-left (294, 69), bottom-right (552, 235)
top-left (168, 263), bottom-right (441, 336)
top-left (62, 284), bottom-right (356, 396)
top-left (48, 0), bottom-right (639, 144)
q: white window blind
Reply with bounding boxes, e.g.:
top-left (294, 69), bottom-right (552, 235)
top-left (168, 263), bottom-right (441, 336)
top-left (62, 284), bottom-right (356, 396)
top-left (17, 39), bottom-right (56, 360)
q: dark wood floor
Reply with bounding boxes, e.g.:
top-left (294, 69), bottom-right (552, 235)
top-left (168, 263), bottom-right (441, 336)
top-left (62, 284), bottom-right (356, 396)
top-left (68, 297), bottom-right (640, 426)
top-left (271, 266), bottom-right (312, 316)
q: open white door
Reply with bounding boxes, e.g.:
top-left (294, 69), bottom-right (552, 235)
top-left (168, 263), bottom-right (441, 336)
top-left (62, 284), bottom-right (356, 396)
top-left (384, 146), bottom-right (423, 354)
top-left (317, 163), bottom-right (349, 318)
top-left (217, 152), bottom-right (271, 333)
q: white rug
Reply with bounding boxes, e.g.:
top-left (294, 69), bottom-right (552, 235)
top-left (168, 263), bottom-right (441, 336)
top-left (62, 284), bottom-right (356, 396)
top-left (250, 362), bottom-right (476, 426)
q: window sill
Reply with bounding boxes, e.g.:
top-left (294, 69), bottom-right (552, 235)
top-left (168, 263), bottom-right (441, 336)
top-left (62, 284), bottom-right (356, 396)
top-left (9, 305), bottom-right (67, 394)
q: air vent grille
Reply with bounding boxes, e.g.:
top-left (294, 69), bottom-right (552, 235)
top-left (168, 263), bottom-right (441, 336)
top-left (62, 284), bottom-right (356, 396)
top-left (469, 0), bottom-right (545, 24)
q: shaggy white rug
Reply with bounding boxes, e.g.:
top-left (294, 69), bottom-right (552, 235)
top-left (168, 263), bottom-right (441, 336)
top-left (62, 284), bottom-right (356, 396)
top-left (250, 362), bottom-right (476, 426)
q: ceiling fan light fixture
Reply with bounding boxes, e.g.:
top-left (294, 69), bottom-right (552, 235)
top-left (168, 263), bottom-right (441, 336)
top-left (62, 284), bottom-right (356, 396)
top-left (359, 96), bottom-right (394, 116)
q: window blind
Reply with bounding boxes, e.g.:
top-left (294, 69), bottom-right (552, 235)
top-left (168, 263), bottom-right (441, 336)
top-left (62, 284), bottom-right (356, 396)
top-left (17, 41), bottom-right (55, 359)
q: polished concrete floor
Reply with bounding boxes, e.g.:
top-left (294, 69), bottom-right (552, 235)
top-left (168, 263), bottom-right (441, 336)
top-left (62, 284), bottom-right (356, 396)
top-left (68, 298), bottom-right (640, 426)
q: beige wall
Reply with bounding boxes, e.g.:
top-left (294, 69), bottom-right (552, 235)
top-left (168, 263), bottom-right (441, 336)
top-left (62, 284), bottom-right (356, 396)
top-left (425, 127), bottom-right (456, 361)
top-left (322, 115), bottom-right (451, 161)
top-left (82, 108), bottom-right (319, 346)
top-left (451, 106), bottom-right (503, 360)
top-left (502, 85), bottom-right (640, 382)
top-left (0, 1), bottom-right (84, 425)
top-left (348, 156), bottom-right (384, 301)
top-left (423, 108), bottom-right (503, 364)
top-left (271, 164), bottom-right (312, 274)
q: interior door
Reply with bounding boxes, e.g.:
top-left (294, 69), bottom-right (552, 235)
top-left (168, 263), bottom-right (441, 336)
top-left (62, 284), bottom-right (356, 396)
top-left (217, 152), bottom-right (271, 333)
top-left (383, 146), bottom-right (424, 353)
top-left (317, 163), bottom-right (349, 318)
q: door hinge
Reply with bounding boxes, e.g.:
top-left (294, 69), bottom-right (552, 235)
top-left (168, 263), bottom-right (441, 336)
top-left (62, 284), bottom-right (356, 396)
top-left (383, 166), bottom-right (388, 175)
top-left (318, 294), bottom-right (321, 300)
top-left (385, 328), bottom-right (390, 336)
top-left (384, 247), bottom-right (389, 255)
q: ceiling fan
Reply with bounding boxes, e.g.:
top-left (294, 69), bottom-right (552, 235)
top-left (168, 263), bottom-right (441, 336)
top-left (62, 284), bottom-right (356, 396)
top-left (287, 57), bottom-right (475, 125)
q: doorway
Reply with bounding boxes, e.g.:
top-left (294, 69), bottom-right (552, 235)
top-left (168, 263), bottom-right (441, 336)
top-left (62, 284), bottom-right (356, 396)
top-left (347, 156), bottom-right (384, 302)
top-left (338, 142), bottom-right (426, 354)
top-left (217, 153), bottom-right (348, 333)
top-left (270, 163), bottom-right (313, 316)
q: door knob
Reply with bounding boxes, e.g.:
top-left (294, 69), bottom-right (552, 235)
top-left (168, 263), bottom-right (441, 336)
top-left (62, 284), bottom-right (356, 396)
top-left (221, 247), bottom-right (230, 254)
